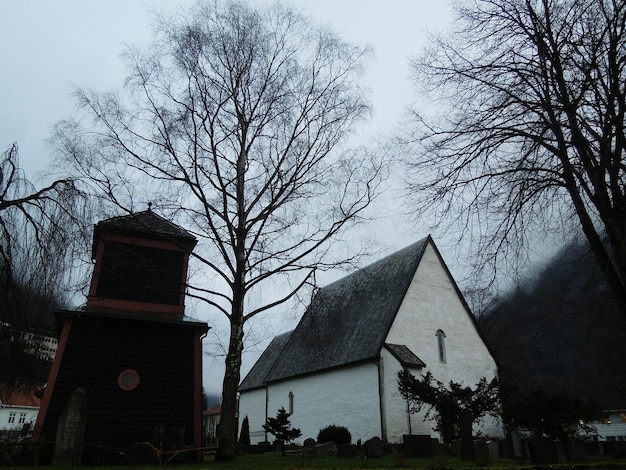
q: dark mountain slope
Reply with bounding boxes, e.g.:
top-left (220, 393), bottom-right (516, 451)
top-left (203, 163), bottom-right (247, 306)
top-left (480, 241), bottom-right (626, 410)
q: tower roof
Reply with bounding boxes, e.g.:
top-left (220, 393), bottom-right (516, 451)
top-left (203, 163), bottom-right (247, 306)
top-left (92, 208), bottom-right (197, 256)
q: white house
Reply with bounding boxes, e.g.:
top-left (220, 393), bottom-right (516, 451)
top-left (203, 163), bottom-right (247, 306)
top-left (203, 404), bottom-right (221, 445)
top-left (238, 237), bottom-right (504, 445)
top-left (0, 385), bottom-right (41, 437)
top-left (581, 410), bottom-right (626, 442)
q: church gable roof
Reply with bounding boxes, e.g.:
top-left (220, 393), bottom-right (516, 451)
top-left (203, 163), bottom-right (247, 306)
top-left (261, 237), bottom-right (430, 384)
top-left (238, 331), bottom-right (293, 392)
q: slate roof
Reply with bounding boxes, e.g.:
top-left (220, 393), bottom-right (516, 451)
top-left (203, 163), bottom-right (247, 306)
top-left (94, 207), bottom-right (195, 244)
top-left (385, 343), bottom-right (426, 368)
top-left (239, 238), bottom-right (430, 391)
top-left (239, 332), bottom-right (293, 391)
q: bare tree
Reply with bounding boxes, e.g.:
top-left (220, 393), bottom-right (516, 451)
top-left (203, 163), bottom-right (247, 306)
top-left (0, 143), bottom-right (85, 384)
top-left (54, 0), bottom-right (381, 460)
top-left (403, 0), bottom-right (626, 315)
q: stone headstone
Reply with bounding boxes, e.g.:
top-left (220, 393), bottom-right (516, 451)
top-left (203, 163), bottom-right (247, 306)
top-left (302, 441), bottom-right (337, 458)
top-left (565, 443), bottom-right (586, 463)
top-left (510, 430), bottom-right (523, 458)
top-left (528, 437), bottom-right (558, 465)
top-left (403, 434), bottom-right (435, 458)
top-left (152, 424), bottom-right (185, 452)
top-left (584, 441), bottom-right (602, 455)
top-left (364, 436), bottom-right (382, 458)
top-left (337, 444), bottom-right (358, 457)
top-left (52, 387), bottom-right (87, 467)
top-left (450, 439), bottom-right (462, 457)
top-left (474, 440), bottom-right (499, 466)
top-left (498, 439), bottom-right (511, 459)
top-left (459, 410), bottom-right (474, 461)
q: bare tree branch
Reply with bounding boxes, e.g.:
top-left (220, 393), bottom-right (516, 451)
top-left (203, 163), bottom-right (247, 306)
top-left (402, 0), bottom-right (626, 314)
top-left (55, 0), bottom-right (382, 460)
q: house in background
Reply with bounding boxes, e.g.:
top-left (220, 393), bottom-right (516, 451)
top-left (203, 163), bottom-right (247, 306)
top-left (34, 209), bottom-right (209, 460)
top-left (19, 327), bottom-right (58, 361)
top-left (238, 236), bottom-right (503, 445)
top-left (0, 384), bottom-right (41, 438)
top-left (582, 410), bottom-right (626, 441)
top-left (203, 404), bottom-right (221, 445)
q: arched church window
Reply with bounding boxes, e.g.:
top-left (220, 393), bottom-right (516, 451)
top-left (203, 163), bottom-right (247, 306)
top-left (288, 391), bottom-right (294, 414)
top-left (436, 329), bottom-right (447, 363)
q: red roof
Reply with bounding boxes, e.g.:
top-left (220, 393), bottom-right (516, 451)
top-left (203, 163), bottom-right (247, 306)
top-left (203, 405), bottom-right (221, 417)
top-left (0, 385), bottom-right (42, 408)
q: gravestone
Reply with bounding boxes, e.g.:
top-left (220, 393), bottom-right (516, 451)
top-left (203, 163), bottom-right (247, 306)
top-left (565, 443), bottom-right (586, 462)
top-left (52, 387), bottom-right (87, 467)
top-left (302, 441), bottom-right (337, 458)
top-left (152, 424), bottom-right (185, 453)
top-left (337, 444), bottom-right (358, 457)
top-left (528, 437), bottom-right (557, 465)
top-left (364, 436), bottom-right (382, 458)
top-left (510, 430), bottom-right (524, 458)
top-left (403, 434), bottom-right (435, 458)
top-left (459, 410), bottom-right (474, 460)
top-left (474, 440), bottom-right (499, 466)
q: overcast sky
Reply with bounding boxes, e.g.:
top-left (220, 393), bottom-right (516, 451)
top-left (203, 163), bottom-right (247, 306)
top-left (1, 0), bottom-right (453, 396)
top-left (1, 0), bottom-right (451, 179)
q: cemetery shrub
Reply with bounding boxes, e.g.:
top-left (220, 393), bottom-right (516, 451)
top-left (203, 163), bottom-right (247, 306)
top-left (239, 416), bottom-right (251, 445)
top-left (317, 425), bottom-right (352, 445)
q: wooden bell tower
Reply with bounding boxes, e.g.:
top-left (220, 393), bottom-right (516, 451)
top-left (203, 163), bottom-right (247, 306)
top-left (86, 206), bottom-right (196, 314)
top-left (35, 208), bottom-right (209, 462)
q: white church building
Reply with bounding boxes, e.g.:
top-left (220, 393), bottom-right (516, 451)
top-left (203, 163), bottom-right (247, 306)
top-left (238, 236), bottom-right (503, 445)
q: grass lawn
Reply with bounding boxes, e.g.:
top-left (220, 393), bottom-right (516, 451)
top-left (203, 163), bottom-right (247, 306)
top-left (4, 451), bottom-right (626, 470)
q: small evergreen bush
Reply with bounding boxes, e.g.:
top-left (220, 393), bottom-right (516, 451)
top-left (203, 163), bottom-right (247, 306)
top-left (239, 415), bottom-right (251, 445)
top-left (317, 425), bottom-right (352, 445)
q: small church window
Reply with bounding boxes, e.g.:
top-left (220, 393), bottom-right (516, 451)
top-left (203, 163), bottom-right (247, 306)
top-left (436, 329), bottom-right (447, 363)
top-left (288, 391), bottom-right (294, 415)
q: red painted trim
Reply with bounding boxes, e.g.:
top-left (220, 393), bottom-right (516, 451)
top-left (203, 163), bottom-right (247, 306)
top-left (193, 330), bottom-right (204, 461)
top-left (87, 240), bottom-right (105, 298)
top-left (85, 297), bottom-right (184, 314)
top-left (32, 317), bottom-right (74, 442)
top-left (179, 252), bottom-right (191, 307)
top-left (100, 232), bottom-right (188, 251)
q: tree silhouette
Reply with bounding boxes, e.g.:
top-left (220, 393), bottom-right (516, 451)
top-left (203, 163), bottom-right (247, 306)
top-left (263, 407), bottom-right (301, 455)
top-left (238, 415), bottom-right (250, 446)
top-left (398, 370), bottom-right (500, 445)
top-left (404, 0), bottom-right (626, 318)
top-left (55, 0), bottom-right (380, 460)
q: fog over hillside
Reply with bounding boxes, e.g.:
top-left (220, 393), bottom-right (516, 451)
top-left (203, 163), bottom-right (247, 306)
top-left (479, 240), bottom-right (626, 410)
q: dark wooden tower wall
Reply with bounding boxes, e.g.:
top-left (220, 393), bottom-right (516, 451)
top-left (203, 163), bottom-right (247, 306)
top-left (33, 209), bottom-right (208, 460)
top-left (37, 312), bottom-right (206, 447)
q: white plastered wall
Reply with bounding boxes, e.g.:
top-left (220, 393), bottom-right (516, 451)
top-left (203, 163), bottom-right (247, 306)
top-left (238, 387), bottom-right (268, 444)
top-left (242, 362), bottom-right (382, 445)
top-left (379, 347), bottom-right (433, 442)
top-left (384, 242), bottom-right (504, 440)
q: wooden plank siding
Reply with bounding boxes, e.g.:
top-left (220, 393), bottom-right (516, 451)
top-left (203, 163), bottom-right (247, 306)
top-left (38, 312), bottom-right (206, 447)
